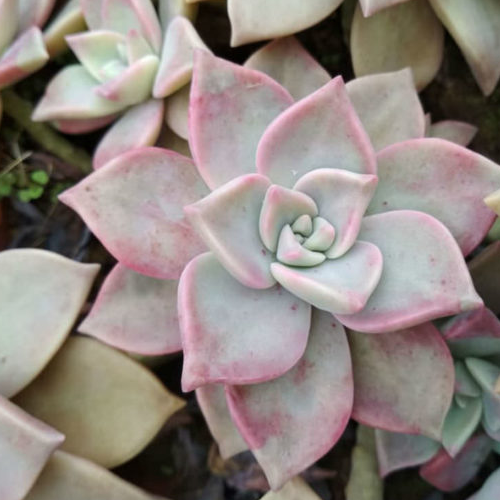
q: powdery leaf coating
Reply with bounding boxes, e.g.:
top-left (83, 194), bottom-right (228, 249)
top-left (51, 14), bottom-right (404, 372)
top-left (428, 120), bottom-right (478, 147)
top-left (227, 0), bottom-right (342, 46)
top-left (244, 37), bottom-right (331, 101)
top-left (59, 147), bottom-right (209, 279)
top-left (179, 253), bottom-right (311, 391)
top-left (368, 138), bottom-right (500, 256)
top-left (349, 322), bottom-right (454, 439)
top-left (79, 263), bottom-right (182, 356)
top-left (261, 477), bottom-right (322, 500)
top-left (53, 114), bottom-right (118, 135)
top-left (358, 0), bottom-right (411, 16)
top-left (196, 385), bottom-right (247, 459)
top-left (18, 0), bottom-right (55, 29)
top-left (13, 336), bottom-right (185, 468)
top-left (257, 76), bottom-right (376, 188)
top-left (429, 0), bottom-right (500, 96)
top-left (351, 0), bottom-right (444, 90)
top-left (226, 310), bottom-right (353, 490)
top-left (337, 211), bottom-right (483, 333)
top-left (0, 248), bottom-right (99, 398)
top-left (345, 69), bottom-right (426, 152)
top-left (468, 468), bottom-right (500, 500)
top-left (294, 168), bottom-right (378, 258)
top-left (0, 0), bottom-right (19, 53)
top-left (93, 98), bottom-right (164, 169)
top-left (189, 51), bottom-right (293, 190)
top-left (158, 0), bottom-right (198, 28)
top-left (185, 174), bottom-right (276, 289)
top-left (420, 435), bottom-right (493, 492)
top-left (153, 16), bottom-right (209, 98)
top-left (375, 430), bottom-right (440, 477)
top-left (0, 397), bottom-right (64, 500)
top-left (165, 84), bottom-right (190, 139)
top-left (469, 242), bottom-right (500, 315)
top-left (25, 451), bottom-right (169, 500)
top-left (270, 241), bottom-right (383, 315)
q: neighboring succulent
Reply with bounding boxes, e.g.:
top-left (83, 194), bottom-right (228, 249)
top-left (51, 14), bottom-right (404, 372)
top-left (56, 37), bottom-right (500, 490)
top-left (0, 248), bottom-right (183, 500)
top-left (32, 0), bottom-right (210, 169)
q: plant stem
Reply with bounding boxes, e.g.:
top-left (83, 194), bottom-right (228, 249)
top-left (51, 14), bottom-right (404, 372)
top-left (345, 425), bottom-right (384, 500)
top-left (1, 89), bottom-right (92, 174)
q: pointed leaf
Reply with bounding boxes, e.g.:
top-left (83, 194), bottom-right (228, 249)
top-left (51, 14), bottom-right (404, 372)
top-left (244, 37), bottom-right (331, 101)
top-left (337, 211), bottom-right (482, 333)
top-left (359, 0), bottom-right (411, 16)
top-left (0, 249), bottom-right (99, 397)
top-left (375, 430), bottom-right (440, 477)
top-left (351, 0), bottom-right (444, 90)
top-left (0, 397), bottom-right (64, 500)
top-left (428, 120), bottom-right (478, 147)
top-left (13, 336), bottom-right (185, 468)
top-left (60, 147), bottom-right (208, 279)
top-left (420, 435), bottom-right (493, 492)
top-left (165, 84), bottom-right (189, 139)
top-left (276, 225), bottom-right (326, 267)
top-left (271, 241), bottom-right (383, 315)
top-left (257, 77), bottom-right (376, 188)
top-left (185, 174), bottom-right (276, 289)
top-left (367, 138), bottom-right (500, 256)
top-left (153, 16), bottom-right (209, 98)
top-left (189, 51), bottom-right (293, 189)
top-left (52, 114), bottom-right (117, 134)
top-left (261, 477), bottom-right (322, 500)
top-left (226, 310), bottom-right (353, 490)
top-left (227, 0), bottom-right (342, 46)
top-left (345, 69), bottom-right (426, 152)
top-left (93, 99), bottom-right (164, 169)
top-left (158, 0), bottom-right (198, 28)
top-left (179, 253), bottom-right (311, 391)
top-left (454, 361), bottom-right (481, 397)
top-left (349, 322), bottom-right (454, 439)
top-left (25, 451), bottom-right (169, 500)
top-left (79, 263), bottom-right (181, 355)
top-left (196, 385), bottom-right (247, 459)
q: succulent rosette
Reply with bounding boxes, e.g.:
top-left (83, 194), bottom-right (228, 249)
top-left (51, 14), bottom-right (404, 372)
top-left (0, 248), bottom-right (183, 500)
top-left (32, 0), bottom-right (209, 169)
top-left (58, 39), bottom-right (500, 489)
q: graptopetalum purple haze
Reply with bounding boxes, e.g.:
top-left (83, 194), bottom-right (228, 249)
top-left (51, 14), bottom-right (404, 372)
top-left (59, 38), bottom-right (500, 490)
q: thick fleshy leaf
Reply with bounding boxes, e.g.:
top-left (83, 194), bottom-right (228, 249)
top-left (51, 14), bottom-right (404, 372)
top-left (80, 0), bottom-right (103, 29)
top-left (179, 253), bottom-right (311, 391)
top-left (0, 397), bottom-right (64, 500)
top-left (257, 77), bottom-right (376, 188)
top-left (359, 0), bottom-right (411, 16)
top-left (442, 398), bottom-right (482, 457)
top-left (95, 55), bottom-right (159, 107)
top-left (294, 168), bottom-right (378, 258)
top-left (271, 241), bottom-right (383, 315)
top-left (276, 225), bottom-right (326, 267)
top-left (349, 322), bottom-right (454, 439)
top-left (158, 0), bottom-right (198, 28)
top-left (226, 310), bottom-right (353, 490)
top-left (0, 27), bottom-right (49, 89)
top-left (227, 0), bottom-right (342, 46)
top-left (485, 188), bottom-right (500, 216)
top-left (351, 0), bottom-right (444, 90)
top-left (65, 30), bottom-right (125, 83)
top-left (18, 0), bottom-right (55, 29)
top-left (244, 37), bottom-right (331, 101)
top-left (420, 435), bottom-right (493, 492)
top-left (261, 477), bottom-right (322, 500)
top-left (60, 147), bottom-right (208, 279)
top-left (196, 385), bottom-right (247, 459)
top-left (100, 0), bottom-right (162, 53)
top-left (0, 0), bottom-right (18, 54)
top-left (469, 242), bottom-right (500, 315)
top-left (337, 211), bottom-right (483, 333)
top-left (454, 361), bottom-right (481, 397)
top-left (429, 0), bottom-right (500, 96)
top-left (79, 263), bottom-right (181, 355)
top-left (93, 99), bottom-right (164, 169)
top-left (259, 184), bottom-right (318, 252)
top-left (13, 336), bottom-right (185, 468)
top-left (367, 139), bottom-right (500, 256)
top-left (189, 51), bottom-right (293, 189)
top-left (468, 467), bottom-right (500, 500)
top-left (428, 120), bottom-right (478, 147)
top-left (52, 114), bottom-right (117, 134)
top-left (165, 84), bottom-right (189, 139)
top-left (0, 249), bottom-right (99, 397)
top-left (345, 69), bottom-right (426, 151)
top-left (185, 174), bottom-right (275, 289)
top-left (32, 65), bottom-right (127, 121)
top-left (375, 430), bottom-right (440, 477)
top-left (25, 451), bottom-right (169, 500)
top-left (153, 16), bottom-right (209, 98)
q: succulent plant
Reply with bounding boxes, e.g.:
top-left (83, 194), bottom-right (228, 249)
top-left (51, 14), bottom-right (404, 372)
top-left (0, 248), bottom-right (183, 500)
top-left (32, 0), bottom-right (210, 169)
top-left (54, 36), bottom-right (500, 490)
